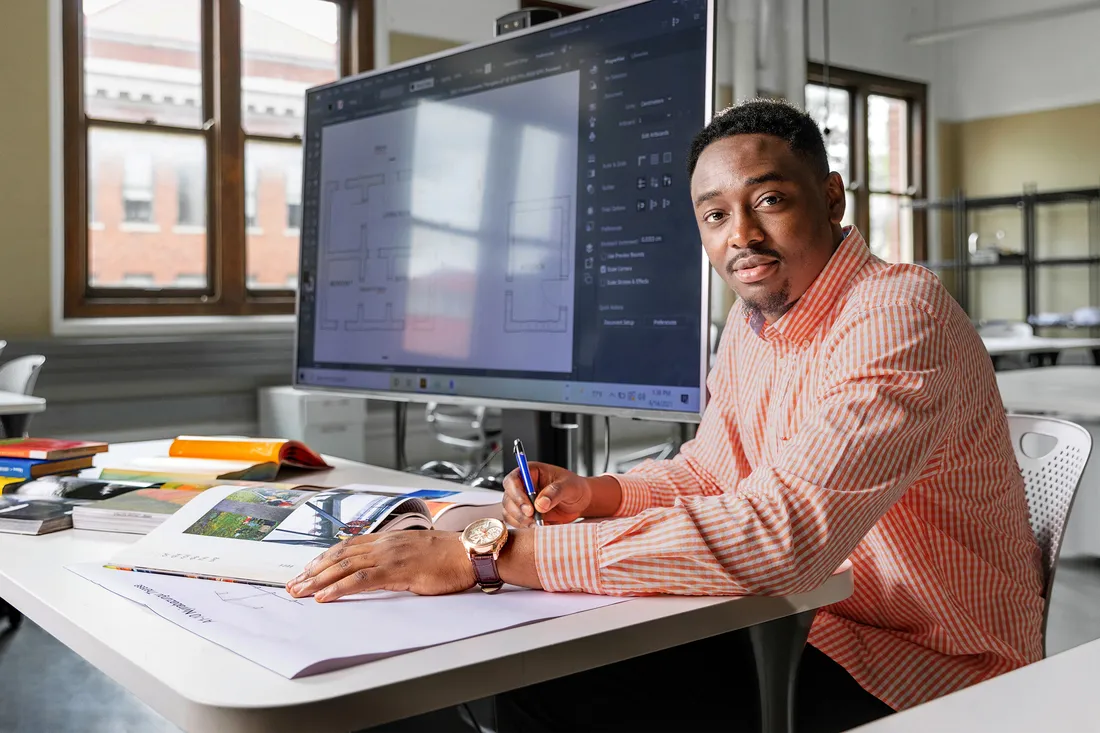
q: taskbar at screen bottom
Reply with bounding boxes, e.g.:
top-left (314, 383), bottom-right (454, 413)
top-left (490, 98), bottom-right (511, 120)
top-left (296, 368), bottom-right (702, 414)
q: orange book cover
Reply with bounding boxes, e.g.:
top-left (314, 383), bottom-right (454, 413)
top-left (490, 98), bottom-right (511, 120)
top-left (168, 436), bottom-right (330, 470)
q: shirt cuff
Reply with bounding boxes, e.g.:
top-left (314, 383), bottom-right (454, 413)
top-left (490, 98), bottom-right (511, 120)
top-left (534, 521), bottom-right (603, 594)
top-left (610, 474), bottom-right (651, 517)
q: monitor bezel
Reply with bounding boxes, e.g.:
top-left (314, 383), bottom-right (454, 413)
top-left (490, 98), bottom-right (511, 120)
top-left (293, 0), bottom-right (716, 424)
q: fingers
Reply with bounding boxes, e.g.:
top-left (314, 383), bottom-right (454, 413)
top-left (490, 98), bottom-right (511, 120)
top-left (288, 548), bottom-right (378, 599)
top-left (535, 481), bottom-right (567, 513)
top-left (288, 535), bottom-right (377, 590)
top-left (315, 565), bottom-right (389, 602)
top-left (503, 462), bottom-right (578, 525)
top-left (502, 489), bottom-right (534, 528)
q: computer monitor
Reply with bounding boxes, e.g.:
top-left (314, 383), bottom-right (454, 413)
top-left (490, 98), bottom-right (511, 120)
top-left (295, 0), bottom-right (715, 422)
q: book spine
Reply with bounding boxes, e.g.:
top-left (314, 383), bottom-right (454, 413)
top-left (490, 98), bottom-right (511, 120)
top-left (0, 465), bottom-right (30, 479)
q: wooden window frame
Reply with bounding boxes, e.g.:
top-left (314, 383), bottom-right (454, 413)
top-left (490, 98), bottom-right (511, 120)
top-left (62, 0), bottom-right (375, 319)
top-left (807, 63), bottom-right (928, 261)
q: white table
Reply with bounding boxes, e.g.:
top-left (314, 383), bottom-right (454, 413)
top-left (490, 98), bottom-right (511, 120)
top-left (0, 390), bottom-right (46, 416)
top-left (996, 366), bottom-right (1100, 417)
top-left (996, 366), bottom-right (1100, 559)
top-left (982, 336), bottom-right (1100, 368)
top-left (850, 637), bottom-right (1100, 733)
top-left (1, 446), bottom-right (854, 732)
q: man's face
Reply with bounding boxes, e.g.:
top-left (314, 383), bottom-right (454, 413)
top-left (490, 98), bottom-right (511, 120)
top-left (690, 133), bottom-right (845, 322)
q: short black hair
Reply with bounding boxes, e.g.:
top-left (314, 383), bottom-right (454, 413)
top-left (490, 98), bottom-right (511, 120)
top-left (686, 98), bottom-right (829, 179)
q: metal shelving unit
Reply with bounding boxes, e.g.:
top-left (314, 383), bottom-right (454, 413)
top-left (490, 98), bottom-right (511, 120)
top-left (911, 186), bottom-right (1100, 329)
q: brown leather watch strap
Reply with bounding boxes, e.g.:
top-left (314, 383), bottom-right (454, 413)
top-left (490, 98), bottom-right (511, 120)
top-left (471, 553), bottom-right (503, 593)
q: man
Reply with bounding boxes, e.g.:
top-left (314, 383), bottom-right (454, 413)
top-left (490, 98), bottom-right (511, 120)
top-left (288, 99), bottom-right (1044, 732)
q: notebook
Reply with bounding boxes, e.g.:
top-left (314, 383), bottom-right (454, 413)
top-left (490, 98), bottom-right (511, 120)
top-left (107, 484), bottom-right (503, 586)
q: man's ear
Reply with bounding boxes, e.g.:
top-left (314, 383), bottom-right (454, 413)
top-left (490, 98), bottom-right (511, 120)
top-left (824, 172), bottom-right (846, 225)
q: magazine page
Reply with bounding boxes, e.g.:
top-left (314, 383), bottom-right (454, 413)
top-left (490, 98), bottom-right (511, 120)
top-left (337, 485), bottom-right (504, 532)
top-left (108, 485), bottom-right (431, 586)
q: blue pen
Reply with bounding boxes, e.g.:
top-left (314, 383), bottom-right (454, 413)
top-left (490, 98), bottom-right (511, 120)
top-left (513, 439), bottom-right (543, 526)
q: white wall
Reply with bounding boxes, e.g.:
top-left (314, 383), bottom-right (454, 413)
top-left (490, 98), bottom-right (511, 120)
top-left (806, 0), bottom-right (940, 85)
top-left (803, 0), bottom-right (1100, 123)
top-left (935, 0), bottom-right (1100, 121)
top-left (383, 0), bottom-right (518, 45)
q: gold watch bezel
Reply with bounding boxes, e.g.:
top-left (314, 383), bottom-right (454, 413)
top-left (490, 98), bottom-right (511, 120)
top-left (460, 517), bottom-right (509, 557)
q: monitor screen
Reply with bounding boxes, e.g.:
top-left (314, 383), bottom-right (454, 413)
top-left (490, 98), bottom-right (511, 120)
top-left (295, 0), bottom-right (714, 421)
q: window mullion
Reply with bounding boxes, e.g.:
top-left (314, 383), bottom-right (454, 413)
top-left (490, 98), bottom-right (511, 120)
top-left (854, 88), bottom-right (871, 236)
top-left (213, 0), bottom-right (246, 312)
top-left (63, 0), bottom-right (89, 315)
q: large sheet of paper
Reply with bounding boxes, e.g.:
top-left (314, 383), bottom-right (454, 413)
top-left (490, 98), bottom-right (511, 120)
top-left (69, 563), bottom-right (627, 678)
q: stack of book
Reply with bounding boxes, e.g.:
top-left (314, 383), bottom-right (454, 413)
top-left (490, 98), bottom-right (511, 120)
top-left (0, 439), bottom-right (109, 535)
top-left (0, 439), bottom-right (109, 489)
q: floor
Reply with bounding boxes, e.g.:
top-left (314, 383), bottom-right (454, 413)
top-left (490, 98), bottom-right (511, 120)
top-left (1, 557), bottom-right (1099, 733)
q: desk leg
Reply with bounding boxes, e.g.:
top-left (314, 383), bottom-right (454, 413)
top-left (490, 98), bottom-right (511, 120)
top-left (0, 598), bottom-right (23, 635)
top-left (750, 609), bottom-right (816, 733)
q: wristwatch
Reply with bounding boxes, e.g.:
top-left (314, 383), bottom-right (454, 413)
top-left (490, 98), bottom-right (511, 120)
top-left (460, 517), bottom-right (509, 593)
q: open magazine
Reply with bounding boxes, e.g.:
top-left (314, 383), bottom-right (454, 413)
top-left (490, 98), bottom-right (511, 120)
top-left (97, 436), bottom-right (331, 482)
top-left (107, 484), bottom-right (503, 586)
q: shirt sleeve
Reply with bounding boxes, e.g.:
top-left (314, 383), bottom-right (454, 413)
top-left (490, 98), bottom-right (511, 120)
top-left (610, 318), bottom-right (749, 518)
top-left (537, 303), bottom-right (955, 596)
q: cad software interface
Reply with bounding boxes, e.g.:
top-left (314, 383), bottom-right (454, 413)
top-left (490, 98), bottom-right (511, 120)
top-left (296, 0), bottom-right (710, 415)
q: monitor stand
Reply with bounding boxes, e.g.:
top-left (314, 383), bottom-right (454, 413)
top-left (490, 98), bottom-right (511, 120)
top-left (502, 410), bottom-right (579, 475)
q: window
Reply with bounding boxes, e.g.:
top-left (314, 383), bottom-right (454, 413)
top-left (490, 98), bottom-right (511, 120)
top-left (286, 163), bottom-right (303, 231)
top-left (245, 161), bottom-right (259, 231)
top-left (177, 162), bottom-right (205, 228)
top-left (64, 0), bottom-right (372, 317)
top-left (121, 152), bottom-right (154, 224)
top-left (806, 64), bottom-right (927, 262)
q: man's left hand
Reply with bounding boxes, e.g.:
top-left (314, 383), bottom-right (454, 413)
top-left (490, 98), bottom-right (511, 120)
top-left (285, 531), bottom-right (476, 601)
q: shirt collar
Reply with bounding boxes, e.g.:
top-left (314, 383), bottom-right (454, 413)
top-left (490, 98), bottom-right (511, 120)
top-left (743, 226), bottom-right (871, 343)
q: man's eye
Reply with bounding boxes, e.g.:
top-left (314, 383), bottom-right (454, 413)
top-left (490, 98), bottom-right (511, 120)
top-left (704, 211), bottom-right (725, 223)
top-left (760, 195), bottom-right (782, 207)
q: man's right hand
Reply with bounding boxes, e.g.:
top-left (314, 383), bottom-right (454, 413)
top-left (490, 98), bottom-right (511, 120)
top-left (501, 463), bottom-right (622, 527)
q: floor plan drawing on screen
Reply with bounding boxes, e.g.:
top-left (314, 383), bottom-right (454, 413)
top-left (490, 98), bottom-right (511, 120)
top-left (313, 71), bottom-right (579, 373)
top-left (318, 166), bottom-right (433, 334)
top-left (505, 196), bottom-right (570, 333)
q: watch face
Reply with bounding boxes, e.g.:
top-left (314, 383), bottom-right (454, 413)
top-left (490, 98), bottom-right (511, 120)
top-left (465, 518), bottom-right (504, 546)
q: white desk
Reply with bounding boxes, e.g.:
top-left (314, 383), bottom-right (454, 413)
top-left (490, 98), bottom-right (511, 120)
top-left (996, 366), bottom-right (1100, 418)
top-left (983, 335), bottom-right (1100, 368)
top-left (850, 637), bottom-right (1100, 733)
top-left (1, 448), bottom-right (854, 732)
top-left (0, 390), bottom-right (45, 416)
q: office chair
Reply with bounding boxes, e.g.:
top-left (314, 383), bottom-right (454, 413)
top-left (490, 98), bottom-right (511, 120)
top-left (1008, 413), bottom-right (1093, 656)
top-left (0, 354), bottom-right (46, 438)
top-left (419, 403), bottom-right (502, 483)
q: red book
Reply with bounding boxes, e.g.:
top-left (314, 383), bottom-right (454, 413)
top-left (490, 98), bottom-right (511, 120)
top-left (0, 438), bottom-right (109, 461)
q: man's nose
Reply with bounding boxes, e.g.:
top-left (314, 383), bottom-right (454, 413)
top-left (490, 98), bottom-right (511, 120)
top-left (726, 207), bottom-right (765, 250)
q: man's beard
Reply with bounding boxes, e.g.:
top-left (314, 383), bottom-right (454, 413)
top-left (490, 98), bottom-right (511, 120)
top-left (725, 247), bottom-right (791, 319)
top-left (739, 281), bottom-right (792, 320)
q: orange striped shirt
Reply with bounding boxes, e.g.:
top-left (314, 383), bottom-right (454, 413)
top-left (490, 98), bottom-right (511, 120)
top-left (535, 227), bottom-right (1044, 710)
